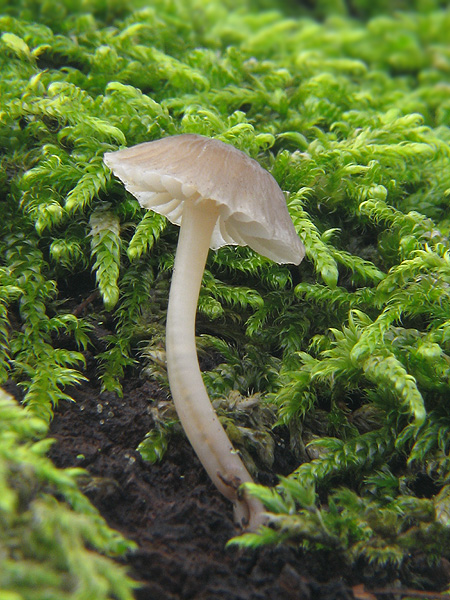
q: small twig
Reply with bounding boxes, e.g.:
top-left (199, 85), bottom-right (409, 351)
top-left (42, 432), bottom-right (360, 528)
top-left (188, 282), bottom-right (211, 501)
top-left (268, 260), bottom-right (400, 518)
top-left (371, 586), bottom-right (450, 599)
top-left (72, 290), bottom-right (100, 317)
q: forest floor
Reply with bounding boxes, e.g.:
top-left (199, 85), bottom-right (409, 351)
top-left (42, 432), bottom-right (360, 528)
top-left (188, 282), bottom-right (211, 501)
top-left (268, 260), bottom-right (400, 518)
top-left (44, 367), bottom-right (443, 600)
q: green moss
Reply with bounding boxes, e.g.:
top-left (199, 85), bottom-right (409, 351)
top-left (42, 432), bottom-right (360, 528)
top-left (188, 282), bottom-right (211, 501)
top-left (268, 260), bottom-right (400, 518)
top-left (0, 389), bottom-right (136, 599)
top-left (1, 0), bottom-right (450, 587)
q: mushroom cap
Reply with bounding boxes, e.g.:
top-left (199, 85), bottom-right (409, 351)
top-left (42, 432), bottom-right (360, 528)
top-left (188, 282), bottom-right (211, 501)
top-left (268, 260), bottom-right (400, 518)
top-left (104, 134), bottom-right (305, 264)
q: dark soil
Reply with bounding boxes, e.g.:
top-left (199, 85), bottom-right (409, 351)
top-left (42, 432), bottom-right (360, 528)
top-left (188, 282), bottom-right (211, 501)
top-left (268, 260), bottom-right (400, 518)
top-left (47, 373), bottom-right (358, 600)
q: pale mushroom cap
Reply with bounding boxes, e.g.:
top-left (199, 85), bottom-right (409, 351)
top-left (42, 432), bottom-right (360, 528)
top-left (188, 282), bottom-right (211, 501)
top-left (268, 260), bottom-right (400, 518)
top-left (104, 134), bottom-right (305, 264)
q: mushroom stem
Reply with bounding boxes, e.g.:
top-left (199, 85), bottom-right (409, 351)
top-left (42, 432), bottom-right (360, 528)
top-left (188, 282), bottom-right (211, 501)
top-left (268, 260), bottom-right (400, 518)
top-left (166, 199), bottom-right (266, 530)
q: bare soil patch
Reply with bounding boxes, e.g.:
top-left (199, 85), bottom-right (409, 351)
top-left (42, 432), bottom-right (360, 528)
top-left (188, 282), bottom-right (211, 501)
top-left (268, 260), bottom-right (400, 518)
top-left (48, 373), bottom-right (356, 600)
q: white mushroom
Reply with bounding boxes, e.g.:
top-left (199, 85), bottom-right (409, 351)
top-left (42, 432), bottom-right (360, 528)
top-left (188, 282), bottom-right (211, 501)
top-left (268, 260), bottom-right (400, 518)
top-left (104, 134), bottom-right (305, 531)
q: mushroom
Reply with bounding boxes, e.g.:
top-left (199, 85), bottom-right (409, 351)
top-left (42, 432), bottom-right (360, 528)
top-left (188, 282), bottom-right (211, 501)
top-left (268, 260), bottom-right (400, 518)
top-left (104, 134), bottom-right (305, 530)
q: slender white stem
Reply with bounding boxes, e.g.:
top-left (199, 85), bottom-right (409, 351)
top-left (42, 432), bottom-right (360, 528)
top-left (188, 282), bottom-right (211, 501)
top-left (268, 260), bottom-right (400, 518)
top-left (166, 200), bottom-right (266, 530)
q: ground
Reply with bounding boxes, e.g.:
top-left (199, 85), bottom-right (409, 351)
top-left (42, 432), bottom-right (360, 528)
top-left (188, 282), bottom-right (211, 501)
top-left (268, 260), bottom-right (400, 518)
top-left (46, 370), bottom-right (359, 600)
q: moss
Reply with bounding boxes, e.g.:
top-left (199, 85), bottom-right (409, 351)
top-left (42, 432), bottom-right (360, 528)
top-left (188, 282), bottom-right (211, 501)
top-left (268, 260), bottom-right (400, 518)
top-left (1, 0), bottom-right (450, 589)
top-left (0, 389), bottom-right (136, 599)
